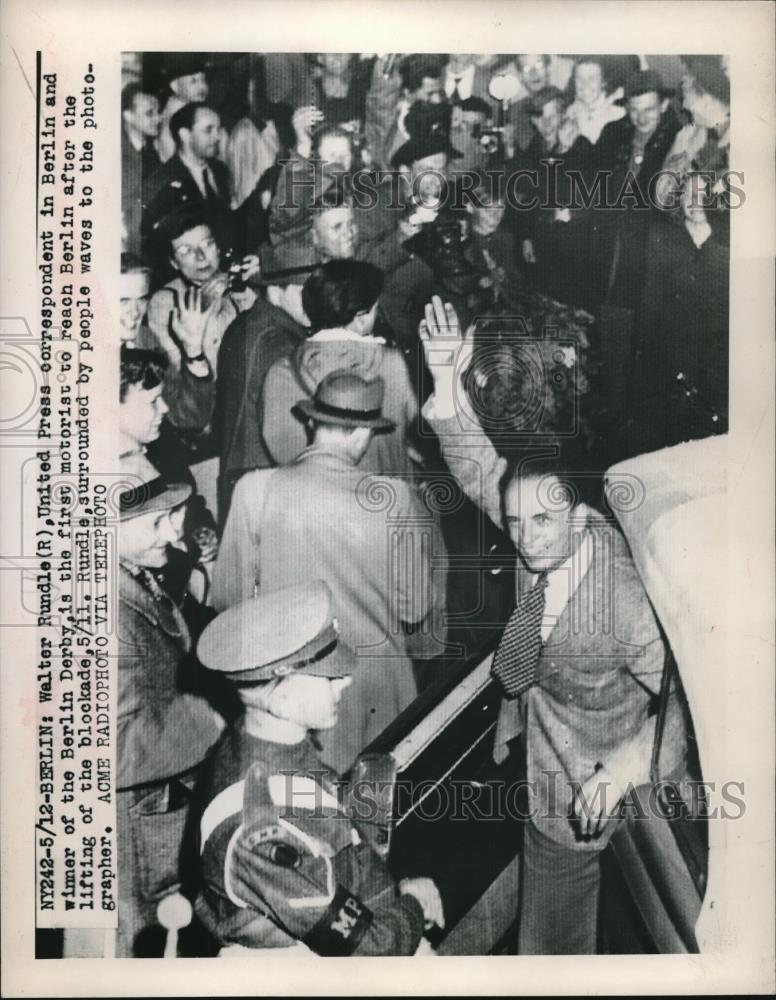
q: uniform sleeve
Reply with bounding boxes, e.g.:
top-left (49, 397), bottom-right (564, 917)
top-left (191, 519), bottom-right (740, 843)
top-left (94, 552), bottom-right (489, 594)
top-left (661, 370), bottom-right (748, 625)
top-left (422, 395), bottom-right (508, 532)
top-left (228, 814), bottom-right (425, 956)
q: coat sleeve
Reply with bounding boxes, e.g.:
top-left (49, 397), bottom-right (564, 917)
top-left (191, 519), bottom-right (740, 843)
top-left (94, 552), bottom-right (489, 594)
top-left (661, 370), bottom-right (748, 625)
top-left (162, 361), bottom-right (216, 432)
top-left (211, 472), bottom-right (263, 612)
top-left (117, 606), bottom-right (223, 789)
top-left (600, 561), bottom-right (669, 791)
top-left (146, 288), bottom-right (181, 369)
top-left (422, 395), bottom-right (508, 532)
top-left (262, 359), bottom-right (308, 466)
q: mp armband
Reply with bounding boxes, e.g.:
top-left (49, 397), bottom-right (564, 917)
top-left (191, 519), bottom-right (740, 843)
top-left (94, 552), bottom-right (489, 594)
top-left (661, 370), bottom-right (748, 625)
top-left (303, 885), bottom-right (373, 956)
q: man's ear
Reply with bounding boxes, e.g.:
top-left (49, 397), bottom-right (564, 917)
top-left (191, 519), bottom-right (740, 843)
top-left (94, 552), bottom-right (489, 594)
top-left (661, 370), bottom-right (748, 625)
top-left (169, 255), bottom-right (180, 274)
top-left (660, 98), bottom-right (670, 114)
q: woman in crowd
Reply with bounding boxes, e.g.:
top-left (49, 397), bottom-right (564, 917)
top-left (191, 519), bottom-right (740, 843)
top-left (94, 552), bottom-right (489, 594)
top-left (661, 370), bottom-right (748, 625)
top-left (147, 209), bottom-right (259, 374)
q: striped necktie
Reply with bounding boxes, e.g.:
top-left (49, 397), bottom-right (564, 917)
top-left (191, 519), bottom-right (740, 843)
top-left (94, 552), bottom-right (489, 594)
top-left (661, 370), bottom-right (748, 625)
top-left (491, 573), bottom-right (548, 698)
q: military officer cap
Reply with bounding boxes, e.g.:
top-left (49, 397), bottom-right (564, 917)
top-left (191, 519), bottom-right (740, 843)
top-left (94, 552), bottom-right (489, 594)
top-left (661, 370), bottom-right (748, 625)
top-left (197, 581), bottom-right (357, 682)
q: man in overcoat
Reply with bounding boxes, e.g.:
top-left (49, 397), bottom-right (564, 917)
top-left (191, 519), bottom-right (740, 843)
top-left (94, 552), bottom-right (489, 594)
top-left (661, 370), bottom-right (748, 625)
top-left (213, 371), bottom-right (445, 775)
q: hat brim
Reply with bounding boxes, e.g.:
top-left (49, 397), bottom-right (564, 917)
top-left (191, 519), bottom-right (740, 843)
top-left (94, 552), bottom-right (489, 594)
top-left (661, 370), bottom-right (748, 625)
top-left (120, 481), bottom-right (192, 521)
top-left (302, 638), bottom-right (358, 678)
top-left (294, 398), bottom-right (395, 432)
top-left (224, 637), bottom-right (358, 682)
top-left (391, 139), bottom-right (462, 168)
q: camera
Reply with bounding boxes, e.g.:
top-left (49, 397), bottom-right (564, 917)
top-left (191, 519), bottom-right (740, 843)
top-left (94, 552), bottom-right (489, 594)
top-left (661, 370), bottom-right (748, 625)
top-left (222, 248), bottom-right (247, 293)
top-left (472, 122), bottom-right (505, 157)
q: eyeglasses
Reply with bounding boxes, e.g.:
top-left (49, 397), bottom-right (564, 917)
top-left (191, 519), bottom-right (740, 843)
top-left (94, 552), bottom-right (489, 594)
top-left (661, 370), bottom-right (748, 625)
top-left (174, 236), bottom-right (217, 260)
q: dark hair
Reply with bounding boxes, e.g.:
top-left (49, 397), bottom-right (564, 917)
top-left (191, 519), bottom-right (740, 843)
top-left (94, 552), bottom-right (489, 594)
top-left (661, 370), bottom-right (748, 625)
top-left (169, 101), bottom-right (216, 148)
top-left (121, 82), bottom-right (156, 115)
top-left (157, 207), bottom-right (214, 252)
top-left (504, 445), bottom-right (603, 513)
top-left (120, 252), bottom-right (151, 277)
top-left (120, 346), bottom-right (168, 403)
top-left (400, 54), bottom-right (446, 93)
top-left (301, 260), bottom-right (384, 332)
top-left (528, 85), bottom-right (565, 117)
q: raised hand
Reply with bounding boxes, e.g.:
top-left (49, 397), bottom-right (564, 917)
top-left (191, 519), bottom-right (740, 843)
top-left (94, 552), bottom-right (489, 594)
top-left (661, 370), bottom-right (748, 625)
top-left (171, 285), bottom-right (216, 360)
top-left (418, 296), bottom-right (474, 398)
top-left (292, 105), bottom-right (324, 156)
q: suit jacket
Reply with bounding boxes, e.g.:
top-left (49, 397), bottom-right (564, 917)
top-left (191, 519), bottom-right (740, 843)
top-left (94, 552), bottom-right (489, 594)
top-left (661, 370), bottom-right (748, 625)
top-left (142, 153), bottom-right (234, 272)
top-left (118, 566), bottom-right (225, 791)
top-left (122, 129), bottom-right (161, 260)
top-left (116, 566), bottom-right (227, 954)
top-left (423, 400), bottom-right (687, 851)
top-left (212, 446), bottom-right (441, 773)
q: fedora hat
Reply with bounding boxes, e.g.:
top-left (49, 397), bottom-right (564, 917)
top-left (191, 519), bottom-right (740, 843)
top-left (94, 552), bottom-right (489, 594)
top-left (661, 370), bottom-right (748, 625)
top-left (624, 69), bottom-right (673, 101)
top-left (391, 100), bottom-right (463, 168)
top-left (197, 580), bottom-right (357, 682)
top-left (295, 370), bottom-right (395, 431)
top-left (164, 53), bottom-right (209, 84)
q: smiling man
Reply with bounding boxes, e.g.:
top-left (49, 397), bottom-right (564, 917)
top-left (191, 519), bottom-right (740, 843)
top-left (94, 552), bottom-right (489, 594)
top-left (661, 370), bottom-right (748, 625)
top-left (116, 476), bottom-right (226, 956)
top-left (418, 296), bottom-right (687, 955)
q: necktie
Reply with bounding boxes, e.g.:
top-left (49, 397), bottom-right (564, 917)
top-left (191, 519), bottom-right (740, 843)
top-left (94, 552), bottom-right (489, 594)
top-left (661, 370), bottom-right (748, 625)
top-left (202, 165), bottom-right (219, 205)
top-left (491, 573), bottom-right (548, 698)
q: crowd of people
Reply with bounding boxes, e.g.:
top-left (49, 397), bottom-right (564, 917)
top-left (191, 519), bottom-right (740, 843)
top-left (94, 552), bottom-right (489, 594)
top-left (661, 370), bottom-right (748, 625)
top-left (113, 51), bottom-right (730, 958)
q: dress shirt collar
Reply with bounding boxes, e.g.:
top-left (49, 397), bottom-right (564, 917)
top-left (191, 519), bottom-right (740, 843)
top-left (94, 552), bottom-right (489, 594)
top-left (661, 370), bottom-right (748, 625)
top-left (178, 149), bottom-right (210, 197)
top-left (445, 63), bottom-right (476, 101)
top-left (520, 527), bottom-right (594, 642)
top-left (124, 126), bottom-right (145, 153)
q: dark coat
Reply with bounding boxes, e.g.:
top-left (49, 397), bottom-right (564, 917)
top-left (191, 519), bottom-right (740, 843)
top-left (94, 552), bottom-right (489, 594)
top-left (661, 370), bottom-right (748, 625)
top-left (142, 153), bottom-right (234, 279)
top-left (122, 129), bottom-right (162, 261)
top-left (596, 110), bottom-right (682, 309)
top-left (626, 211), bottom-right (729, 454)
top-left (116, 566), bottom-right (228, 954)
top-left (213, 294), bottom-right (307, 512)
top-left (513, 134), bottom-right (608, 311)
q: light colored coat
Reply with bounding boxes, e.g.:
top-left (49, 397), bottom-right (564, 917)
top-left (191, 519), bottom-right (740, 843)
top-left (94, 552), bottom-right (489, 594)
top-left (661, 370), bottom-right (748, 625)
top-left (212, 445), bottom-right (445, 773)
top-left (423, 402), bottom-right (686, 851)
